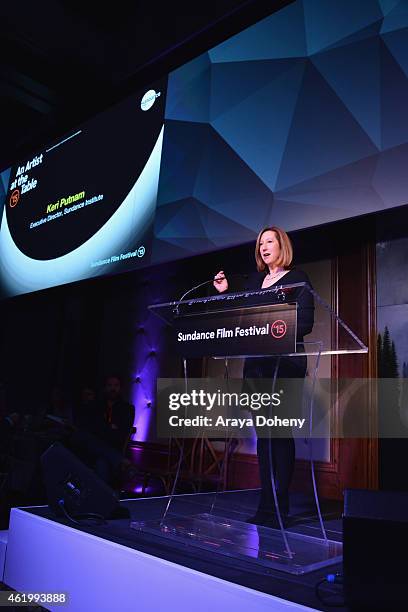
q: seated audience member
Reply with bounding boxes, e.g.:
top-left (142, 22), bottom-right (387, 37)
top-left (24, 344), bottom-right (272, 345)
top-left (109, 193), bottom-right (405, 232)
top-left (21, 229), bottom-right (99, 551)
top-left (69, 376), bottom-right (135, 485)
top-left (99, 375), bottom-right (135, 451)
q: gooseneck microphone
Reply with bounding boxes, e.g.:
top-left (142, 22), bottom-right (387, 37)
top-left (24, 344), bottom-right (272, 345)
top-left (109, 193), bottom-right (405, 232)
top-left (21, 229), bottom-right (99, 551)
top-left (174, 273), bottom-right (248, 314)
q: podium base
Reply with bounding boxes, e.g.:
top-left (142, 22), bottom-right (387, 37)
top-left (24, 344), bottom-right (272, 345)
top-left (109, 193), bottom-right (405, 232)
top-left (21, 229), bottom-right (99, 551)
top-left (131, 512), bottom-right (342, 575)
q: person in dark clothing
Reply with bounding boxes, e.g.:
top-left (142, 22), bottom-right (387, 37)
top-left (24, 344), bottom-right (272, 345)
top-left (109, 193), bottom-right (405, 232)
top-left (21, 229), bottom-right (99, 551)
top-left (70, 376), bottom-right (135, 485)
top-left (100, 376), bottom-right (135, 451)
top-left (214, 226), bottom-right (314, 527)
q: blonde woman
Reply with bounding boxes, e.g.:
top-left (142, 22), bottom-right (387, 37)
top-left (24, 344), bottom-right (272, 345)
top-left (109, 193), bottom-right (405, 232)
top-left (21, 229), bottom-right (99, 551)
top-left (214, 226), bottom-right (314, 526)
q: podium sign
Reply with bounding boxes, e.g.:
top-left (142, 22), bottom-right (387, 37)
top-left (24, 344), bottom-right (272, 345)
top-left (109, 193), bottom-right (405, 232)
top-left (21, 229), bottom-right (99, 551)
top-left (174, 302), bottom-right (297, 358)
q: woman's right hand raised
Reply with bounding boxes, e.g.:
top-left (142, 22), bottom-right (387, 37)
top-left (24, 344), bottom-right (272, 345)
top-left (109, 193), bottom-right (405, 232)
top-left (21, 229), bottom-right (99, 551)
top-left (213, 270), bottom-right (228, 293)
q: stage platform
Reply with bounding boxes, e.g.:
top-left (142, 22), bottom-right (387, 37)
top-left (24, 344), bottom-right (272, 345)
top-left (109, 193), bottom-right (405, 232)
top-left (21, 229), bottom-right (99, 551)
top-left (3, 490), bottom-right (346, 611)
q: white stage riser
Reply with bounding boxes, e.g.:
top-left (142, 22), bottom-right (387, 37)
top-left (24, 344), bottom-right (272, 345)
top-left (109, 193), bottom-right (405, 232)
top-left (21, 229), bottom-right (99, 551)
top-left (4, 508), bottom-right (316, 612)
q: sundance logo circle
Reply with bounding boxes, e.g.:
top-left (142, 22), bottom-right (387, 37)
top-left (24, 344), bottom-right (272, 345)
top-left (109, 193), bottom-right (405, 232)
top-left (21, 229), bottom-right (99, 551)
top-left (271, 319), bottom-right (287, 339)
top-left (141, 89), bottom-right (161, 111)
top-left (9, 189), bottom-right (20, 208)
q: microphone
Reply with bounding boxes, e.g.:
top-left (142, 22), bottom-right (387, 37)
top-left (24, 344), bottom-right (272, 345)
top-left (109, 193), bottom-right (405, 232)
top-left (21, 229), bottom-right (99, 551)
top-left (174, 273), bottom-right (248, 314)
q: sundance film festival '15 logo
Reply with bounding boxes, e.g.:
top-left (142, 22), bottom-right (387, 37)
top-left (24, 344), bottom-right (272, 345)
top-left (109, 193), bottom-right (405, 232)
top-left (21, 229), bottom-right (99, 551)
top-left (271, 319), bottom-right (287, 339)
top-left (9, 189), bottom-right (20, 207)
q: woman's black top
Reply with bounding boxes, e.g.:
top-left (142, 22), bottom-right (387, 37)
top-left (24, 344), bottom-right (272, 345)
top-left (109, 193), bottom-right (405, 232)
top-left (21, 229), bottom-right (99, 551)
top-left (242, 268), bottom-right (314, 378)
top-left (244, 268), bottom-right (314, 339)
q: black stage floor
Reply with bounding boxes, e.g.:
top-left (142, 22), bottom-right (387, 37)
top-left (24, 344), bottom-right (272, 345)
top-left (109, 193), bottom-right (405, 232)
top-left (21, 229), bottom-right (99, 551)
top-left (24, 490), bottom-right (347, 611)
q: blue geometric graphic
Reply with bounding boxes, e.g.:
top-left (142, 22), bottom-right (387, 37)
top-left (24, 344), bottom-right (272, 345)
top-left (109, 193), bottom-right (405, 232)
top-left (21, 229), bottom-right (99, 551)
top-left (154, 0), bottom-right (408, 260)
top-left (303, 0), bottom-right (382, 55)
top-left (209, 0), bottom-right (307, 62)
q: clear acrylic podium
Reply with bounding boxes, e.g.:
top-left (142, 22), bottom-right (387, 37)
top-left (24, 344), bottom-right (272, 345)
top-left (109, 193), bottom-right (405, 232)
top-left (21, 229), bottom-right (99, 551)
top-left (131, 282), bottom-right (367, 574)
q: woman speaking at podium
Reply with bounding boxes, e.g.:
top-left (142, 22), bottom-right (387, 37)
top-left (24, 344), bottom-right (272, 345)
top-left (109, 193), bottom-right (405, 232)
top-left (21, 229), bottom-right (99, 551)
top-left (213, 226), bottom-right (314, 527)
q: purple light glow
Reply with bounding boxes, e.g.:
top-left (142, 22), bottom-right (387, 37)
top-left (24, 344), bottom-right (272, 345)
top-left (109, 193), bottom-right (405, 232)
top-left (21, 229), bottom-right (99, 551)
top-left (131, 485), bottom-right (156, 494)
top-left (131, 354), bottom-right (158, 442)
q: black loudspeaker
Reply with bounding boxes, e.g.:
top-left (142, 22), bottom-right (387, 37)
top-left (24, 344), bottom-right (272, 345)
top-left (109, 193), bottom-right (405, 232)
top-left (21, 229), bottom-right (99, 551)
top-left (41, 442), bottom-right (120, 520)
top-left (343, 488), bottom-right (408, 610)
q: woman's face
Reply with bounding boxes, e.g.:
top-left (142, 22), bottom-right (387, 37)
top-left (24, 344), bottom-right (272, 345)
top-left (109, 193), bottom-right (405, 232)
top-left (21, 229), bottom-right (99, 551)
top-left (259, 230), bottom-right (281, 268)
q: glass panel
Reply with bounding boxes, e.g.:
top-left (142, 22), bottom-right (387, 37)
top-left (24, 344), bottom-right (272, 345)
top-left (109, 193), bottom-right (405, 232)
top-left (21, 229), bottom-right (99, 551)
top-left (131, 507), bottom-right (342, 575)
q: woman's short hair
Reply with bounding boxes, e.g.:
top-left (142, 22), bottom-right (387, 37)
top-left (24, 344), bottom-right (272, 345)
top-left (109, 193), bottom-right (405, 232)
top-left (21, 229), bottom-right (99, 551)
top-left (255, 226), bottom-right (293, 272)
